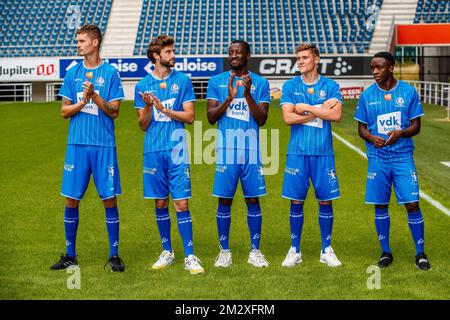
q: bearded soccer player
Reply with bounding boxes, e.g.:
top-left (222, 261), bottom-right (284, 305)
top-left (354, 51), bottom-right (431, 270)
top-left (280, 43), bottom-right (343, 268)
top-left (135, 35), bottom-right (204, 274)
top-left (206, 40), bottom-right (270, 268)
top-left (50, 25), bottom-right (125, 272)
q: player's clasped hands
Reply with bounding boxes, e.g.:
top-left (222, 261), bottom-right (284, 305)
top-left (385, 130), bottom-right (402, 146)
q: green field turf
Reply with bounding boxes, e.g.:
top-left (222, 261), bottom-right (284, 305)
top-left (0, 99), bottom-right (449, 300)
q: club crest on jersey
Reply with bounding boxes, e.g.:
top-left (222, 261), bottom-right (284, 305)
top-left (85, 72), bottom-right (93, 79)
top-left (307, 87), bottom-right (314, 94)
top-left (251, 84), bottom-right (256, 93)
top-left (377, 111), bottom-right (401, 134)
top-left (160, 82), bottom-right (167, 89)
top-left (319, 90), bottom-right (326, 98)
top-left (95, 76), bottom-right (105, 86)
top-left (384, 94), bottom-right (392, 101)
top-left (170, 83), bottom-right (179, 94)
top-left (227, 98), bottom-right (250, 122)
top-left (395, 97), bottom-right (405, 107)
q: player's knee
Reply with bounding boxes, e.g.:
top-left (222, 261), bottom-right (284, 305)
top-left (245, 197), bottom-right (259, 205)
top-left (155, 199), bottom-right (169, 209)
top-left (102, 197), bottom-right (117, 208)
top-left (65, 198), bottom-right (79, 208)
top-left (291, 200), bottom-right (304, 205)
top-left (173, 199), bottom-right (189, 212)
top-left (219, 198), bottom-right (233, 206)
top-left (318, 200), bottom-right (332, 205)
top-left (375, 204), bottom-right (388, 210)
top-left (405, 202), bottom-right (420, 212)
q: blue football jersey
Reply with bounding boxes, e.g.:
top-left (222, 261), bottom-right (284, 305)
top-left (206, 71), bottom-right (270, 151)
top-left (58, 60), bottom-right (124, 147)
top-left (280, 75), bottom-right (342, 155)
top-left (134, 70), bottom-right (196, 153)
top-left (354, 80), bottom-right (424, 161)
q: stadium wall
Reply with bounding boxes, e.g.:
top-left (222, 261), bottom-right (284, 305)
top-left (0, 55), bottom-right (373, 102)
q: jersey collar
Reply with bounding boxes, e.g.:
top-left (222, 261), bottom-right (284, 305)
top-left (82, 59), bottom-right (104, 70)
top-left (375, 80), bottom-right (400, 92)
top-left (151, 68), bottom-right (173, 81)
top-left (300, 74), bottom-right (321, 86)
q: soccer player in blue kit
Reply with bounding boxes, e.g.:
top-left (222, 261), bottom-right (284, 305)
top-left (206, 40), bottom-right (270, 268)
top-left (50, 25), bottom-right (125, 272)
top-left (354, 52), bottom-right (431, 270)
top-left (280, 43), bottom-right (343, 268)
top-left (135, 35), bottom-right (204, 274)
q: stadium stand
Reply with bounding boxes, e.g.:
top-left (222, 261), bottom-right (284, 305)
top-left (1, 0), bottom-right (449, 58)
top-left (0, 0), bottom-right (113, 57)
top-left (414, 0), bottom-right (450, 23)
top-left (133, 0), bottom-right (384, 56)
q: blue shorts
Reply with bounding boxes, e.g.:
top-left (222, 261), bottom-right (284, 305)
top-left (61, 145), bottom-right (121, 200)
top-left (213, 149), bottom-right (266, 198)
top-left (366, 157), bottom-right (419, 205)
top-left (143, 151), bottom-right (191, 200)
top-left (282, 155), bottom-right (340, 202)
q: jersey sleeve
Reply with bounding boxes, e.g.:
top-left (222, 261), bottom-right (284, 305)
top-left (206, 77), bottom-right (219, 101)
top-left (58, 72), bottom-right (75, 102)
top-left (259, 78), bottom-right (271, 104)
top-left (107, 71), bottom-right (125, 102)
top-left (134, 82), bottom-right (145, 109)
top-left (329, 81), bottom-right (343, 103)
top-left (280, 81), bottom-right (295, 107)
top-left (354, 93), bottom-right (368, 124)
top-left (408, 89), bottom-right (424, 120)
top-left (180, 78), bottom-right (196, 104)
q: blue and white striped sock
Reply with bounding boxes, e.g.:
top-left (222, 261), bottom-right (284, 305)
top-left (318, 204), bottom-right (334, 252)
top-left (408, 209), bottom-right (425, 255)
top-left (156, 207), bottom-right (172, 252)
top-left (246, 202), bottom-right (262, 251)
top-left (105, 206), bottom-right (120, 258)
top-left (64, 206), bottom-right (79, 258)
top-left (177, 210), bottom-right (194, 257)
top-left (217, 204), bottom-right (231, 250)
top-left (375, 207), bottom-right (391, 253)
top-left (290, 203), bottom-right (304, 253)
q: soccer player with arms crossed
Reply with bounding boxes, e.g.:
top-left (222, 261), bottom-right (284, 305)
top-left (354, 52), bottom-right (431, 270)
top-left (50, 25), bottom-right (125, 272)
top-left (207, 40), bottom-right (270, 268)
top-left (280, 43), bottom-right (343, 268)
top-left (135, 35), bottom-right (204, 274)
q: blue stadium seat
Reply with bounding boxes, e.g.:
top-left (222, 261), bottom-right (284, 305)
top-left (1, 0), bottom-right (113, 57)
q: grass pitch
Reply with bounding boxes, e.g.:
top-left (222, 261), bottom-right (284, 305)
top-left (0, 99), bottom-right (449, 300)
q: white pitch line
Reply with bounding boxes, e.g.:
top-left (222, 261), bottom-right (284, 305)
top-left (332, 132), bottom-right (450, 217)
top-left (441, 162), bottom-right (450, 169)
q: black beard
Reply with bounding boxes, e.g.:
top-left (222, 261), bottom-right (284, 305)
top-left (160, 60), bottom-right (174, 68)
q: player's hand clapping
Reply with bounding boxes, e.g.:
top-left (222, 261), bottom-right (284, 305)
top-left (228, 73), bottom-right (237, 99)
top-left (138, 92), bottom-right (154, 109)
top-left (148, 92), bottom-right (166, 113)
top-left (242, 73), bottom-right (252, 97)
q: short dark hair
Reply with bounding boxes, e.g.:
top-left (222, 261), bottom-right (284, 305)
top-left (76, 24), bottom-right (102, 47)
top-left (296, 43), bottom-right (320, 57)
top-left (373, 51), bottom-right (396, 66)
top-left (230, 40), bottom-right (251, 55)
top-left (147, 35), bottom-right (175, 63)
